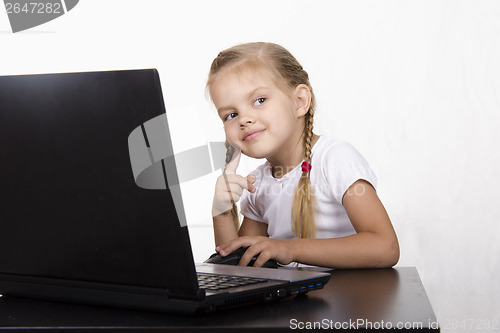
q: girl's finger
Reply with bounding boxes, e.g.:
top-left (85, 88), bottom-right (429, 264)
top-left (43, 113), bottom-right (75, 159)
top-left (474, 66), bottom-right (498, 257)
top-left (222, 174), bottom-right (256, 193)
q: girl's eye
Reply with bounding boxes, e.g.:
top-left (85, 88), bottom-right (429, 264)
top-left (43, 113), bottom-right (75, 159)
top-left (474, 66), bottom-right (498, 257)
top-left (224, 112), bottom-right (238, 121)
top-left (253, 97), bottom-right (266, 106)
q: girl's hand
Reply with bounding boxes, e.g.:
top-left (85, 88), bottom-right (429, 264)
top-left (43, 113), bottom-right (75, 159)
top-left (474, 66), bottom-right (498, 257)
top-left (216, 236), bottom-right (295, 267)
top-left (212, 149), bottom-right (256, 217)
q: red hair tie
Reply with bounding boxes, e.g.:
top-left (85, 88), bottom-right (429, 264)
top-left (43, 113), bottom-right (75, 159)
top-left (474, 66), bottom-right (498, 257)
top-left (301, 161), bottom-right (312, 173)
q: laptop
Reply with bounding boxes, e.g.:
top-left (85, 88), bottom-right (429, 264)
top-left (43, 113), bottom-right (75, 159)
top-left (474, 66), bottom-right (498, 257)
top-left (0, 69), bottom-right (330, 314)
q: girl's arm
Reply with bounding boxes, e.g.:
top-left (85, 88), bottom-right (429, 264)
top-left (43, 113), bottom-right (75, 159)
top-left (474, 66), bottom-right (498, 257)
top-left (289, 179), bottom-right (399, 268)
top-left (214, 216), bottom-right (268, 248)
top-left (238, 217), bottom-right (269, 237)
top-left (213, 211), bottom-right (239, 248)
top-left (216, 180), bottom-right (399, 268)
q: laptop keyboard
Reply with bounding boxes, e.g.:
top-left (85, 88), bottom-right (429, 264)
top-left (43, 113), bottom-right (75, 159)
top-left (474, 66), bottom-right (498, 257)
top-left (197, 272), bottom-right (268, 291)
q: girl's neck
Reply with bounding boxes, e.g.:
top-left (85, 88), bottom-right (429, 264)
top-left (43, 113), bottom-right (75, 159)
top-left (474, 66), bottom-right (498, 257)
top-left (268, 134), bottom-right (319, 179)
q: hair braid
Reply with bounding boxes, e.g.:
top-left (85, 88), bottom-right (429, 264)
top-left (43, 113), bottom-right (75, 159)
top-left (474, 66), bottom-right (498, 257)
top-left (304, 113), bottom-right (314, 163)
top-left (291, 111), bottom-right (316, 239)
top-left (223, 140), bottom-right (240, 230)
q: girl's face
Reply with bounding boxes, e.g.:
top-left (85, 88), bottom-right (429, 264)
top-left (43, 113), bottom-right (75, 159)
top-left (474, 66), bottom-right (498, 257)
top-left (210, 68), bottom-right (309, 164)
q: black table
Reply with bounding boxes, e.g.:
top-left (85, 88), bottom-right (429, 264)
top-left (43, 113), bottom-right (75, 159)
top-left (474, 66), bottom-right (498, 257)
top-left (0, 267), bottom-right (439, 332)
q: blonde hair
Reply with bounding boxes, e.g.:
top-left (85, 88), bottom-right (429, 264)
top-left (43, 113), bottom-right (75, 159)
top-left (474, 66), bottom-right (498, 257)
top-left (207, 42), bottom-right (317, 239)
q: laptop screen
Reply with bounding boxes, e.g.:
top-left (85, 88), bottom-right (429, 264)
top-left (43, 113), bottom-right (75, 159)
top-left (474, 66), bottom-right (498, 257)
top-left (0, 70), bottom-right (199, 296)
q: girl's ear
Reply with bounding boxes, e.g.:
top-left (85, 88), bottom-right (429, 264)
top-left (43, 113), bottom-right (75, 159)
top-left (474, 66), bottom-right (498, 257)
top-left (294, 84), bottom-right (312, 118)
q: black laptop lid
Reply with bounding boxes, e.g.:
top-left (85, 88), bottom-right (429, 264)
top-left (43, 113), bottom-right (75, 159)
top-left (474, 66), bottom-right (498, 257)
top-left (0, 69), bottom-right (200, 298)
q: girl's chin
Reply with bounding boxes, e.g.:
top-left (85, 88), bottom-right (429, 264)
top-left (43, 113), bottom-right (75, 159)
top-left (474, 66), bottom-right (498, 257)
top-left (241, 148), bottom-right (269, 160)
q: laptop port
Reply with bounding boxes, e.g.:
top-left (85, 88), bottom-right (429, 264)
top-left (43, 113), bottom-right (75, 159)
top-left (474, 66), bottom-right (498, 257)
top-left (264, 291), bottom-right (275, 301)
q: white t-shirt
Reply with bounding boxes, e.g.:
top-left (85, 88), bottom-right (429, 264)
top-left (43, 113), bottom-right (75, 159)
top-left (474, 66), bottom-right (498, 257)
top-left (240, 136), bottom-right (377, 240)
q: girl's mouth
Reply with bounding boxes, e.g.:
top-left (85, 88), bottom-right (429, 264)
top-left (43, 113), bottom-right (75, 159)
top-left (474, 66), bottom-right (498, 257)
top-left (244, 130), bottom-right (265, 142)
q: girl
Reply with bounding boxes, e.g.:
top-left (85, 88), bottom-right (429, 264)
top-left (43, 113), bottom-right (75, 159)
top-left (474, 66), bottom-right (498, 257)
top-left (208, 42), bottom-right (399, 268)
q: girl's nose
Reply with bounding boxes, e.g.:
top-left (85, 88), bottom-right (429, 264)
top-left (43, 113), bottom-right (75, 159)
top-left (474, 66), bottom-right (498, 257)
top-left (238, 110), bottom-right (255, 127)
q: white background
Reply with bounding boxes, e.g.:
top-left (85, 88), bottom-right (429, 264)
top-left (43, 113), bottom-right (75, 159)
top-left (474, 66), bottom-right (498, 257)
top-left (1, 1), bottom-right (499, 332)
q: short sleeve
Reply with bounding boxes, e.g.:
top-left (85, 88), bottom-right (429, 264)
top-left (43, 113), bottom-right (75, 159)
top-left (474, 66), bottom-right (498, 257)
top-left (319, 141), bottom-right (378, 205)
top-left (240, 189), bottom-right (266, 223)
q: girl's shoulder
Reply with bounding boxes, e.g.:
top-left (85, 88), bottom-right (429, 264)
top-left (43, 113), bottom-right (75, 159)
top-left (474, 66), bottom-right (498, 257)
top-left (312, 136), bottom-right (374, 178)
top-left (311, 136), bottom-right (378, 206)
top-left (312, 136), bottom-right (361, 158)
